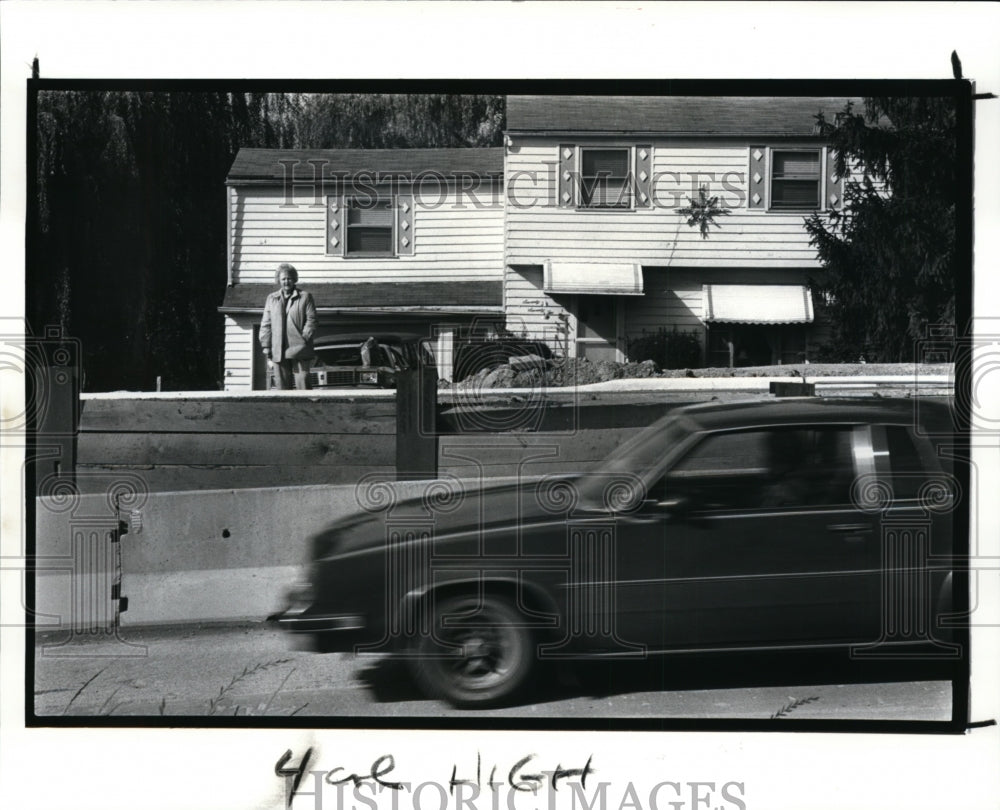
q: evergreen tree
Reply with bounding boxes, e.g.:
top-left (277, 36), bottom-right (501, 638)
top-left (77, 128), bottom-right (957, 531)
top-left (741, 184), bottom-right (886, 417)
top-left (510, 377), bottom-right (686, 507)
top-left (805, 97), bottom-right (958, 361)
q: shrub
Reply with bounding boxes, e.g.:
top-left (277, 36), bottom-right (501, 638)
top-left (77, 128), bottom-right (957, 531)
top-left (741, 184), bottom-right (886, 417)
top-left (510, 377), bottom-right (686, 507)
top-left (627, 327), bottom-right (702, 369)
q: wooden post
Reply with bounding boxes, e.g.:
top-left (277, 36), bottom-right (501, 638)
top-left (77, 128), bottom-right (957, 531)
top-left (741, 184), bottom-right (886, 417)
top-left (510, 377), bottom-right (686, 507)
top-left (395, 366), bottom-right (438, 481)
top-left (36, 361), bottom-right (78, 494)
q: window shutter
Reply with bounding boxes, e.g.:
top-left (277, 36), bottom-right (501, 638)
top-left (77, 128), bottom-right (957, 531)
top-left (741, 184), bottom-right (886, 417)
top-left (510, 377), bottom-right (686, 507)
top-left (396, 194), bottom-right (414, 255)
top-left (748, 146), bottom-right (767, 209)
top-left (558, 143), bottom-right (575, 208)
top-left (824, 148), bottom-right (843, 211)
top-left (327, 196), bottom-right (346, 257)
top-left (634, 144), bottom-right (652, 208)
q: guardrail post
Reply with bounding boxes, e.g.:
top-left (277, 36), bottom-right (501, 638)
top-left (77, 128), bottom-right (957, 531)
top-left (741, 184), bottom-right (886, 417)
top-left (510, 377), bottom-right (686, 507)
top-left (395, 367), bottom-right (438, 480)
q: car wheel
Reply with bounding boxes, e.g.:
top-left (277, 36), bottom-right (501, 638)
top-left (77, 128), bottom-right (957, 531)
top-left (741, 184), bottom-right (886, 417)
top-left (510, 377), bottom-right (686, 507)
top-left (408, 593), bottom-right (534, 708)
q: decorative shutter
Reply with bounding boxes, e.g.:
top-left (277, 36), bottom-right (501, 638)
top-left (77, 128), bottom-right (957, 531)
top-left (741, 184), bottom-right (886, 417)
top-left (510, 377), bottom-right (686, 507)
top-left (327, 196), bottom-right (346, 257)
top-left (634, 144), bottom-right (653, 208)
top-left (558, 143), bottom-right (575, 208)
top-left (396, 194), bottom-right (414, 255)
top-left (748, 146), bottom-right (767, 209)
top-left (824, 148), bottom-right (843, 211)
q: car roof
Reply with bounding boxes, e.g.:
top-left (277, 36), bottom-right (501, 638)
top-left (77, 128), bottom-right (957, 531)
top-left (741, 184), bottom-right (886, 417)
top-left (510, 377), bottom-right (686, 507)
top-left (315, 332), bottom-right (427, 346)
top-left (675, 397), bottom-right (955, 432)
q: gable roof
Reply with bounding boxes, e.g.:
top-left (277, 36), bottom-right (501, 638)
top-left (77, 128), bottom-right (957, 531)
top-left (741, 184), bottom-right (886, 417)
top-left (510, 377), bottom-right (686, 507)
top-left (506, 96), bottom-right (860, 137)
top-left (227, 147), bottom-right (505, 184)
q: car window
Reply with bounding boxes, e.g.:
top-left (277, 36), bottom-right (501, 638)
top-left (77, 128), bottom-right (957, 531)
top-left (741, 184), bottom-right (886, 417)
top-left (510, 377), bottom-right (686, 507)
top-left (663, 426), bottom-right (856, 510)
top-left (885, 425), bottom-right (929, 501)
top-left (316, 345), bottom-right (364, 366)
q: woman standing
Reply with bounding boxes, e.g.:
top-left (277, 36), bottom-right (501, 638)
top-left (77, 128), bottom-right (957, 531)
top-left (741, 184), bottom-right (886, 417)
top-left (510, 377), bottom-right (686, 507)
top-left (259, 263), bottom-right (318, 389)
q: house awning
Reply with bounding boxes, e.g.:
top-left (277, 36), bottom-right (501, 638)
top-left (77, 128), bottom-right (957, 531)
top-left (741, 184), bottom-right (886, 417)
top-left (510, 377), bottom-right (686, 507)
top-left (543, 261), bottom-right (644, 295)
top-left (702, 284), bottom-right (814, 324)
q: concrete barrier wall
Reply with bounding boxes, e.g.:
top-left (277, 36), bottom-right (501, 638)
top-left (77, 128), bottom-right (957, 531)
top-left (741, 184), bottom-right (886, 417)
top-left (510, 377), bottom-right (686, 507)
top-left (35, 491), bottom-right (124, 634)
top-left (37, 481), bottom-right (436, 629)
top-left (36, 427), bottom-right (631, 629)
top-left (41, 382), bottom-right (950, 628)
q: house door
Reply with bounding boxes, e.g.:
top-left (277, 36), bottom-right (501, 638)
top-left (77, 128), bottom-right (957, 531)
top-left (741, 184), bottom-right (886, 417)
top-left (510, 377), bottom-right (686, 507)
top-left (575, 296), bottom-right (622, 362)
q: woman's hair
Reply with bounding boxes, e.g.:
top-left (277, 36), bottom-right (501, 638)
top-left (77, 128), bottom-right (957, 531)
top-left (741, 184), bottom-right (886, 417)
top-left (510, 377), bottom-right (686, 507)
top-left (276, 263), bottom-right (298, 284)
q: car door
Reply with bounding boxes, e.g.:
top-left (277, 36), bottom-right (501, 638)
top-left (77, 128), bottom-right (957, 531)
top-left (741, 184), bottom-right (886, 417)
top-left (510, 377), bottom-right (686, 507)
top-left (612, 424), bottom-right (884, 650)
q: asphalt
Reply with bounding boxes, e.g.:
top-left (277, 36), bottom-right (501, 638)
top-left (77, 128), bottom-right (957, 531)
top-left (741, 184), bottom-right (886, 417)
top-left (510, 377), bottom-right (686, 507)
top-left (33, 622), bottom-right (954, 721)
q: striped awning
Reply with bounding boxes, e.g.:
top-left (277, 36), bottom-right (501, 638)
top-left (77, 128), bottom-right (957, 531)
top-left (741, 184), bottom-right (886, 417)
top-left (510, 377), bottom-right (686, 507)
top-left (703, 284), bottom-right (814, 324)
top-left (543, 261), bottom-right (644, 295)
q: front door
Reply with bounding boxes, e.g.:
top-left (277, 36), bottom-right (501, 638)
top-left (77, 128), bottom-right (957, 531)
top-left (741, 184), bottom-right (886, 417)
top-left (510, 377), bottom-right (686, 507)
top-left (575, 296), bottom-right (620, 362)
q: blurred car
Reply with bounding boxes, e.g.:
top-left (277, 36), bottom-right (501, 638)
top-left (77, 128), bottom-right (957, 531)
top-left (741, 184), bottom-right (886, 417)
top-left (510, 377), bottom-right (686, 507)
top-left (304, 332), bottom-right (436, 389)
top-left (276, 398), bottom-right (961, 707)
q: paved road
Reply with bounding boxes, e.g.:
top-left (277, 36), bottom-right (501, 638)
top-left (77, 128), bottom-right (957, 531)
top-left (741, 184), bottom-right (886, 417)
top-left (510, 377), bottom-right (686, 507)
top-left (34, 623), bottom-right (954, 721)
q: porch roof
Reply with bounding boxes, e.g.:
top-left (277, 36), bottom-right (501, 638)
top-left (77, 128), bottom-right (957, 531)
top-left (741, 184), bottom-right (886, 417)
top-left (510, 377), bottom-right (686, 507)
top-left (543, 261), bottom-right (644, 296)
top-left (219, 281), bottom-right (503, 313)
top-left (703, 284), bottom-right (815, 324)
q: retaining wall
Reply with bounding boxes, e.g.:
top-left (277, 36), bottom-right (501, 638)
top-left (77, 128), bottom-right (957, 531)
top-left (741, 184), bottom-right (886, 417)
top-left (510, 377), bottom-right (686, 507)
top-left (36, 481), bottom-right (433, 629)
top-left (38, 378), bottom-right (950, 629)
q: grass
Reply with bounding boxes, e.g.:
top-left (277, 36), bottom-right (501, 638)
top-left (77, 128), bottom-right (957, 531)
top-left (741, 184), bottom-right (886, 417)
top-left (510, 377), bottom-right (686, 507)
top-left (62, 658), bottom-right (307, 717)
top-left (770, 695), bottom-right (820, 719)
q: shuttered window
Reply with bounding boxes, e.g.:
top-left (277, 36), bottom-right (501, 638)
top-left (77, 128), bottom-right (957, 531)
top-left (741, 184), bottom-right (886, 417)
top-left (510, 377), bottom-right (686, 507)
top-left (770, 150), bottom-right (821, 209)
top-left (346, 198), bottom-right (394, 256)
top-left (580, 148), bottom-right (631, 209)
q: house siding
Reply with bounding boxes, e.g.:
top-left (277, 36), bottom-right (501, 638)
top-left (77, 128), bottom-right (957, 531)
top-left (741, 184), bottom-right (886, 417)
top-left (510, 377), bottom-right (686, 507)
top-left (622, 266), bottom-right (825, 353)
top-left (504, 266), bottom-right (824, 359)
top-left (230, 183), bottom-right (504, 284)
top-left (625, 269), bottom-right (706, 339)
top-left (223, 314), bottom-right (256, 391)
top-left (505, 139), bottom-right (839, 268)
top-left (503, 265), bottom-right (575, 353)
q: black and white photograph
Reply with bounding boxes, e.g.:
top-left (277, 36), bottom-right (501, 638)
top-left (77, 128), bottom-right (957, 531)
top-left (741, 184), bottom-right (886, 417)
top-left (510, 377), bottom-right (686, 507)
top-left (2, 3), bottom-right (999, 810)
top-left (26, 85), bottom-right (972, 723)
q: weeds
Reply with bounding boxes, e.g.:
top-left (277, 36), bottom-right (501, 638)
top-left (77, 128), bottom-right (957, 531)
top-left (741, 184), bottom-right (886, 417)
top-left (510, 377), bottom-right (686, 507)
top-left (770, 695), bottom-right (820, 719)
top-left (62, 667), bottom-right (107, 715)
top-left (206, 658), bottom-right (292, 715)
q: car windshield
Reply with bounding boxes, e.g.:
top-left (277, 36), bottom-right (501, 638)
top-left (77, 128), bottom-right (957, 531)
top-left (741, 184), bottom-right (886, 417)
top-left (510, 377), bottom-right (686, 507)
top-left (316, 344), bottom-right (394, 367)
top-left (575, 414), bottom-right (693, 508)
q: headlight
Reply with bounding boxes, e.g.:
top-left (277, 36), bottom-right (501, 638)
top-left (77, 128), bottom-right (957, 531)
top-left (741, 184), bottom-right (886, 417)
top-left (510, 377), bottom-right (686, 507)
top-left (360, 371), bottom-right (378, 384)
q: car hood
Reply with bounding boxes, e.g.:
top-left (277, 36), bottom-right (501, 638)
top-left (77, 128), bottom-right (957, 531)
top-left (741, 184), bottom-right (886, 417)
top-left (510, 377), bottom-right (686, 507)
top-left (313, 475), bottom-right (618, 558)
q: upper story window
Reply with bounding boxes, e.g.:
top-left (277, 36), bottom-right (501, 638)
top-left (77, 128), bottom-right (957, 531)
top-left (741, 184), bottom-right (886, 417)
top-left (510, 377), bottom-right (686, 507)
top-left (328, 193), bottom-right (415, 258)
top-left (579, 148), bottom-right (632, 209)
top-left (769, 150), bottom-right (821, 210)
top-left (347, 198), bottom-right (394, 256)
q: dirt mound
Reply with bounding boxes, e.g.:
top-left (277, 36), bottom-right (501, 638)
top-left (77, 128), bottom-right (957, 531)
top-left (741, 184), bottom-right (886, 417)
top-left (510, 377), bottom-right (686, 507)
top-left (452, 358), bottom-right (951, 389)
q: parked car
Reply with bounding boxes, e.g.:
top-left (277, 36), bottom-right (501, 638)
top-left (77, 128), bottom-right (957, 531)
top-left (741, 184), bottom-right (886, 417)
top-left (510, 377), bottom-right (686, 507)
top-left (276, 398), bottom-right (960, 707)
top-left (301, 332), bottom-right (436, 389)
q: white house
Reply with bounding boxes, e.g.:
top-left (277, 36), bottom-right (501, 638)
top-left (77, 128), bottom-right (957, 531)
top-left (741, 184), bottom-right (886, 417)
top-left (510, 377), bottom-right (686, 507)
top-left (220, 97), bottom-right (859, 388)
top-left (219, 147), bottom-right (505, 389)
top-left (503, 95), bottom-right (857, 367)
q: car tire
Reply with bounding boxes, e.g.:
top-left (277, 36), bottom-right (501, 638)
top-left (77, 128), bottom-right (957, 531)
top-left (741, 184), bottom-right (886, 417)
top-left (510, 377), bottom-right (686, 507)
top-left (408, 593), bottom-right (534, 708)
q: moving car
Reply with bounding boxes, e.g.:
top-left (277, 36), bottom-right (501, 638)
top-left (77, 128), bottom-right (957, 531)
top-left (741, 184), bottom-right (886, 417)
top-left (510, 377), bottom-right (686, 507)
top-left (276, 398), bottom-right (961, 707)
top-left (305, 332), bottom-right (436, 389)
